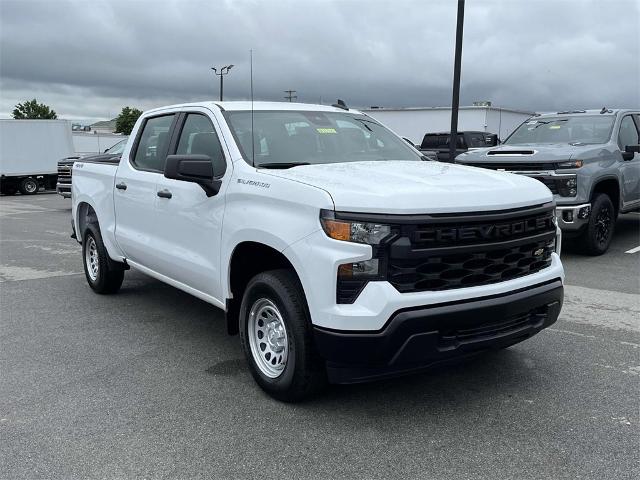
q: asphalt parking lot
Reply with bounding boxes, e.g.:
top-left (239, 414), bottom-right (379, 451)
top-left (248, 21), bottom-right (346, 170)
top-left (1, 193), bottom-right (638, 480)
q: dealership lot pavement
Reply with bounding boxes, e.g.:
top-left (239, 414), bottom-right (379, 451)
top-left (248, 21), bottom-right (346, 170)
top-left (1, 193), bottom-right (638, 480)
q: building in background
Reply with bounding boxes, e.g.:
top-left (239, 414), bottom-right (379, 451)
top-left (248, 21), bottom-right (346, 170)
top-left (362, 105), bottom-right (535, 144)
top-left (89, 118), bottom-right (117, 134)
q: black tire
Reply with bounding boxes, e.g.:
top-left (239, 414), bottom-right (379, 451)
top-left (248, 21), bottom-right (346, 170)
top-left (82, 223), bottom-right (124, 294)
top-left (239, 269), bottom-right (326, 402)
top-left (18, 177), bottom-right (39, 195)
top-left (579, 193), bottom-right (616, 255)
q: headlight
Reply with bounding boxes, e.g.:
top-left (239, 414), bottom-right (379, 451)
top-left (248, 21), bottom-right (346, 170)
top-left (556, 175), bottom-right (578, 197)
top-left (320, 210), bottom-right (391, 245)
top-left (556, 159), bottom-right (583, 169)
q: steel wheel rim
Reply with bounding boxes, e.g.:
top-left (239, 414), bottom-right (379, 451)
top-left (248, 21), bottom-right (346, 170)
top-left (247, 298), bottom-right (288, 378)
top-left (85, 236), bottom-right (99, 281)
top-left (595, 206), bottom-right (611, 246)
top-left (25, 180), bottom-right (37, 193)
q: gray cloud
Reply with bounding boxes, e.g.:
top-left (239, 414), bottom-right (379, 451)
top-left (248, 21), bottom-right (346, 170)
top-left (1, 0), bottom-right (638, 120)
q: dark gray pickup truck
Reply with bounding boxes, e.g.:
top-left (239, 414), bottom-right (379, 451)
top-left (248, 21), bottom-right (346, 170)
top-left (455, 109), bottom-right (640, 255)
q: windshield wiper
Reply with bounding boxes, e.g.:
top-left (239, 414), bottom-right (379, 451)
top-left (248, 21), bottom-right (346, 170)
top-left (257, 162), bottom-right (311, 169)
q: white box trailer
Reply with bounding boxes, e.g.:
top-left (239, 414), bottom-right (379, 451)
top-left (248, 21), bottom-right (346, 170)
top-left (0, 119), bottom-right (75, 195)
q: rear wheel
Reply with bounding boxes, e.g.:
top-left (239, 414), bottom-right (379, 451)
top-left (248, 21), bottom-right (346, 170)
top-left (239, 269), bottom-right (326, 402)
top-left (19, 177), bottom-right (39, 195)
top-left (580, 193), bottom-right (615, 255)
top-left (82, 223), bottom-right (124, 294)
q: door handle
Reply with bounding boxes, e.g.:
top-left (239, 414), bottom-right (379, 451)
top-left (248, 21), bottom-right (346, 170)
top-left (115, 182), bottom-right (127, 190)
top-left (157, 189), bottom-right (172, 199)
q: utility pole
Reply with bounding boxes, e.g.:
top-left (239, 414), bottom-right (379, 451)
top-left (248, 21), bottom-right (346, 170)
top-left (448, 0), bottom-right (465, 163)
top-left (211, 65), bottom-right (234, 101)
top-left (284, 90), bottom-right (297, 102)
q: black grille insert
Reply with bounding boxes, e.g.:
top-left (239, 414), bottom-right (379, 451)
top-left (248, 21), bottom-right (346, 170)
top-left (387, 204), bottom-right (556, 294)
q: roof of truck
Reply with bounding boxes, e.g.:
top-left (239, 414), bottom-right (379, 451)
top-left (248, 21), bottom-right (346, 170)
top-left (145, 101), bottom-right (361, 115)
top-left (535, 109), bottom-right (636, 117)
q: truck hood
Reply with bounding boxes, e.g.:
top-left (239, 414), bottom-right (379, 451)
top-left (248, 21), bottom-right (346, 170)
top-left (457, 143), bottom-right (600, 163)
top-left (263, 161), bottom-right (552, 214)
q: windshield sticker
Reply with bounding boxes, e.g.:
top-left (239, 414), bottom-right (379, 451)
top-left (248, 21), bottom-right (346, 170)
top-left (317, 128), bottom-right (337, 134)
top-left (549, 125), bottom-right (562, 129)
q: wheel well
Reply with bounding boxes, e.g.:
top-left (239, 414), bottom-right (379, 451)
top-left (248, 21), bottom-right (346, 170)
top-left (77, 202), bottom-right (98, 241)
top-left (592, 179), bottom-right (620, 216)
top-left (226, 242), bottom-right (298, 335)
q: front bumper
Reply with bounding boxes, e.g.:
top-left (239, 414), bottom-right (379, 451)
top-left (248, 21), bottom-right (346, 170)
top-left (556, 203), bottom-right (591, 231)
top-left (314, 279), bottom-right (563, 384)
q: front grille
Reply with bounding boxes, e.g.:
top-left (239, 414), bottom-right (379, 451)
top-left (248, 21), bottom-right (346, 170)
top-left (388, 238), bottom-right (554, 292)
top-left (387, 204), bottom-right (556, 294)
top-left (333, 204), bottom-right (556, 303)
top-left (57, 164), bottom-right (72, 185)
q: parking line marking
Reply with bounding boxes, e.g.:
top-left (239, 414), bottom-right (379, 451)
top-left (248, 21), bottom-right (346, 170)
top-left (625, 245), bottom-right (640, 254)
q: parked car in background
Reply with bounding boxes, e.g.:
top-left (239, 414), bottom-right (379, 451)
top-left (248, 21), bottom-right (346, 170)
top-left (419, 131), bottom-right (499, 162)
top-left (0, 119), bottom-right (75, 195)
top-left (456, 109), bottom-right (640, 254)
top-left (57, 137), bottom-right (128, 198)
top-left (71, 101), bottom-right (564, 401)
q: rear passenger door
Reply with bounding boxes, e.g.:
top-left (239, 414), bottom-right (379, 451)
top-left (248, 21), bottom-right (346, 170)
top-left (152, 109), bottom-right (231, 301)
top-left (114, 113), bottom-right (177, 270)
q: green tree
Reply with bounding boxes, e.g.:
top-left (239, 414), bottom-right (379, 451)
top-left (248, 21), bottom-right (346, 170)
top-left (115, 107), bottom-right (143, 135)
top-left (12, 99), bottom-right (57, 119)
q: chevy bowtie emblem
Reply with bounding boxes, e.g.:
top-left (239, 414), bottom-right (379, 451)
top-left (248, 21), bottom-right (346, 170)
top-left (534, 248), bottom-right (544, 256)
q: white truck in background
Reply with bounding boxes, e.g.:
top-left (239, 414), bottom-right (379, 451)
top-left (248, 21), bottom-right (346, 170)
top-left (71, 101), bottom-right (565, 401)
top-left (0, 119), bottom-right (75, 195)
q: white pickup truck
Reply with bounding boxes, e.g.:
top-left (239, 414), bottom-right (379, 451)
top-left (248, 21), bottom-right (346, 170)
top-left (72, 101), bottom-right (565, 401)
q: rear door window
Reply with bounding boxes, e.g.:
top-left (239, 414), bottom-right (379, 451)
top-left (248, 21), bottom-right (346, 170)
top-left (132, 114), bottom-right (175, 172)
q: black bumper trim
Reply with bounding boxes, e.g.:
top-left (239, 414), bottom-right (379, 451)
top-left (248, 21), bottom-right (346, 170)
top-left (313, 279), bottom-right (563, 384)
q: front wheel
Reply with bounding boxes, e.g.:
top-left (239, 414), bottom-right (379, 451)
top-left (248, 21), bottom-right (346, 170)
top-left (82, 223), bottom-right (124, 294)
top-left (239, 269), bottom-right (326, 402)
top-left (580, 193), bottom-right (615, 255)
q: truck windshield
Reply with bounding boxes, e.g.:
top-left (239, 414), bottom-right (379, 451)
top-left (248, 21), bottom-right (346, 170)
top-left (504, 116), bottom-right (614, 145)
top-left (225, 111), bottom-right (422, 167)
top-left (106, 138), bottom-right (127, 154)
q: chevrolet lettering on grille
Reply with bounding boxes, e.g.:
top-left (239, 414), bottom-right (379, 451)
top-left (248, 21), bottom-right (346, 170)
top-left (415, 215), bottom-right (553, 244)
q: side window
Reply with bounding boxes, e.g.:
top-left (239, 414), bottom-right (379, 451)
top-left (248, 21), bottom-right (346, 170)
top-left (176, 114), bottom-right (226, 176)
top-left (468, 133), bottom-right (486, 148)
top-left (618, 115), bottom-right (639, 150)
top-left (132, 115), bottom-right (175, 172)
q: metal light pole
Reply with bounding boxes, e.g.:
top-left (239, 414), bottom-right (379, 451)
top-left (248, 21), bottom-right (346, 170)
top-left (211, 65), bottom-right (234, 101)
top-left (448, 0), bottom-right (465, 163)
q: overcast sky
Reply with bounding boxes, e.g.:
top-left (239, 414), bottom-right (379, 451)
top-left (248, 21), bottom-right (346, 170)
top-left (1, 0), bottom-right (638, 122)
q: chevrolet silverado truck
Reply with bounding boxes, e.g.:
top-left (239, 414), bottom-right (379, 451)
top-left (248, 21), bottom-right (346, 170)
top-left (71, 101), bottom-right (564, 401)
top-left (456, 109), bottom-right (640, 255)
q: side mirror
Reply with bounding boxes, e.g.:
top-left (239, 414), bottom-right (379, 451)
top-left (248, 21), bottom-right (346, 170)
top-left (486, 133), bottom-right (499, 146)
top-left (164, 154), bottom-right (221, 196)
top-left (622, 145), bottom-right (640, 161)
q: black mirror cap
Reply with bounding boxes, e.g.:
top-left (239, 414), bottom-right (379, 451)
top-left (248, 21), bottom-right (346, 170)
top-left (624, 144), bottom-right (640, 153)
top-left (486, 133), bottom-right (499, 146)
top-left (164, 154), bottom-right (221, 196)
